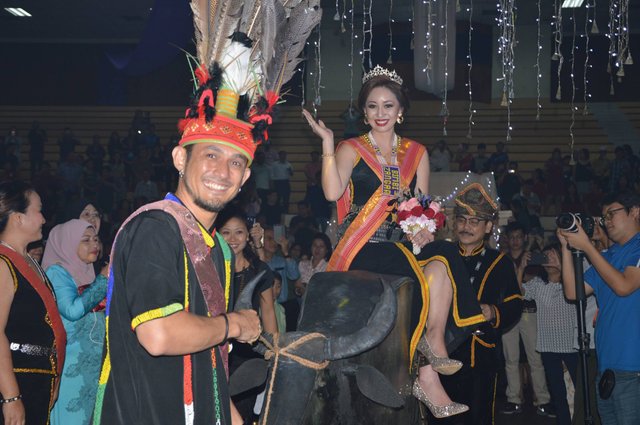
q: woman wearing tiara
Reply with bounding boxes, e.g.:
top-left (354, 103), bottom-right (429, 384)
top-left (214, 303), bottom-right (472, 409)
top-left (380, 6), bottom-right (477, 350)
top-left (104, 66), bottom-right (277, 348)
top-left (302, 66), bottom-right (485, 418)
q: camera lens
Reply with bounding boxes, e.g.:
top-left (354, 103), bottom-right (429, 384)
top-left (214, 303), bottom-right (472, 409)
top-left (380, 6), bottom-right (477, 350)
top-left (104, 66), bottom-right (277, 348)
top-left (556, 213), bottom-right (578, 232)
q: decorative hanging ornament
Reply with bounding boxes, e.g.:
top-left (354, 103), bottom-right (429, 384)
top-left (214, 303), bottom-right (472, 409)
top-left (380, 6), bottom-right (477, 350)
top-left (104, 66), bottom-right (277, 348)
top-left (610, 81), bottom-right (615, 95)
top-left (616, 65), bottom-right (625, 77)
top-left (591, 20), bottom-right (599, 34)
top-left (625, 53), bottom-right (633, 65)
top-left (556, 86), bottom-right (562, 100)
top-left (333, 11), bottom-right (340, 20)
top-left (500, 92), bottom-right (508, 107)
top-left (551, 52), bottom-right (560, 61)
top-left (607, 62), bottom-right (611, 74)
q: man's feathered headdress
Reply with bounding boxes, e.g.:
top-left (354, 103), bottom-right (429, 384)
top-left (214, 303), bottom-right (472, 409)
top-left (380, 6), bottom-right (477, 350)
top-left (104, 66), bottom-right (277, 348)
top-left (178, 0), bottom-right (323, 164)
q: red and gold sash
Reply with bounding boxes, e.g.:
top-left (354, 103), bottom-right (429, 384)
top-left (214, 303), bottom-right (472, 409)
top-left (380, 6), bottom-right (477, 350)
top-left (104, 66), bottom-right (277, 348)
top-left (0, 245), bottom-right (67, 376)
top-left (328, 136), bottom-right (425, 271)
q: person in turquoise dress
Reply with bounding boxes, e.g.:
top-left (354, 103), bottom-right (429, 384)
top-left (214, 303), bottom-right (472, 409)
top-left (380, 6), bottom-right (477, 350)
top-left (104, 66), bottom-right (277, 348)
top-left (42, 219), bottom-right (107, 425)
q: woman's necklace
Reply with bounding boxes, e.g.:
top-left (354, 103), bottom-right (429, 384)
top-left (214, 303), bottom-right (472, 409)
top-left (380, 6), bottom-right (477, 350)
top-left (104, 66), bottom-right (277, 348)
top-left (364, 132), bottom-right (401, 196)
top-left (0, 239), bottom-right (46, 281)
top-left (364, 132), bottom-right (400, 166)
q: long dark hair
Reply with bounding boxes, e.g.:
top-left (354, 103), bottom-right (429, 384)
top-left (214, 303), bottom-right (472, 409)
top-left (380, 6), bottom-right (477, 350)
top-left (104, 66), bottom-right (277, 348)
top-left (0, 181), bottom-right (34, 234)
top-left (216, 207), bottom-right (261, 269)
top-left (311, 232), bottom-right (333, 261)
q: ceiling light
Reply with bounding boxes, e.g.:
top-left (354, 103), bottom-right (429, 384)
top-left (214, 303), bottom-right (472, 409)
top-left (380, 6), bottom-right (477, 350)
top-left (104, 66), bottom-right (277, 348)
top-left (561, 0), bottom-right (585, 7)
top-left (4, 7), bottom-right (32, 17)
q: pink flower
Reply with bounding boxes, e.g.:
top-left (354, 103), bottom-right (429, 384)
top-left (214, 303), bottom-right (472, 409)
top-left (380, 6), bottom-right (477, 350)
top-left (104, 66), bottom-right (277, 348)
top-left (398, 197), bottom-right (420, 212)
top-left (429, 201), bottom-right (441, 214)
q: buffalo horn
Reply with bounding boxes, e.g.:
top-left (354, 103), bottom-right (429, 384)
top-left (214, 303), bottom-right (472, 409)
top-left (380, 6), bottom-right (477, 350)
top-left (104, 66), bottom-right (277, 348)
top-left (325, 278), bottom-right (397, 360)
top-left (233, 270), bottom-right (267, 311)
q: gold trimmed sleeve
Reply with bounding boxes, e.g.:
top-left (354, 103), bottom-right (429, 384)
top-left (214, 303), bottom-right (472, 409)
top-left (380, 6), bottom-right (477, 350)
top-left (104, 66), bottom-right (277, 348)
top-left (131, 302), bottom-right (184, 330)
top-left (492, 305), bottom-right (501, 329)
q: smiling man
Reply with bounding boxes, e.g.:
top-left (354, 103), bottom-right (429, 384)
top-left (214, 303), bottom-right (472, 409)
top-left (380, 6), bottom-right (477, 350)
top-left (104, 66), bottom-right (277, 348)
top-left (92, 69), bottom-right (266, 425)
top-left (432, 183), bottom-right (522, 425)
top-left (558, 191), bottom-right (640, 424)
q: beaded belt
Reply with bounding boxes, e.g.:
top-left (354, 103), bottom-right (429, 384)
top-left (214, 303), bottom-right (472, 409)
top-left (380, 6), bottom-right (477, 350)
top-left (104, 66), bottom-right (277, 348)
top-left (10, 342), bottom-right (55, 358)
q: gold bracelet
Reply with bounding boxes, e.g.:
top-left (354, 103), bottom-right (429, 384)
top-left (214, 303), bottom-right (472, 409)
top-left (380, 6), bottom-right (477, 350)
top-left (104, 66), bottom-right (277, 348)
top-left (322, 153), bottom-right (336, 158)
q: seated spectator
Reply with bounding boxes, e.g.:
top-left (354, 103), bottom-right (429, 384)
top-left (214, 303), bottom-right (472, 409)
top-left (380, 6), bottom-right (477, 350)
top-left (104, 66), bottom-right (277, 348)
top-left (471, 143), bottom-right (489, 173)
top-left (545, 149), bottom-right (565, 215)
top-left (574, 148), bottom-right (593, 199)
top-left (513, 179), bottom-right (542, 216)
top-left (488, 141), bottom-right (509, 172)
top-left (295, 233), bottom-right (332, 298)
top-left (262, 190), bottom-right (284, 226)
top-left (608, 146), bottom-right (630, 192)
top-left (306, 170), bottom-right (331, 231)
top-left (262, 226), bottom-right (300, 331)
top-left (455, 143), bottom-right (474, 172)
top-left (289, 200), bottom-right (318, 253)
top-left (133, 169), bottom-right (160, 203)
top-left (303, 151), bottom-right (322, 192)
top-left (28, 121), bottom-right (47, 177)
top-left (86, 135), bottom-right (106, 172)
top-left (58, 153), bottom-right (84, 198)
top-left (531, 168), bottom-right (547, 207)
top-left (561, 182), bottom-right (584, 214)
top-left (57, 127), bottom-right (79, 162)
top-left (27, 240), bottom-right (45, 264)
top-left (429, 139), bottom-right (452, 172)
top-left (497, 161), bottom-right (522, 209)
top-left (591, 146), bottom-right (610, 187)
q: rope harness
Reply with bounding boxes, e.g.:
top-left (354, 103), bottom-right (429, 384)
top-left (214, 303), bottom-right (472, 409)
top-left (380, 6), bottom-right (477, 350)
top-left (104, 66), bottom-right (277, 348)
top-left (259, 332), bottom-right (329, 424)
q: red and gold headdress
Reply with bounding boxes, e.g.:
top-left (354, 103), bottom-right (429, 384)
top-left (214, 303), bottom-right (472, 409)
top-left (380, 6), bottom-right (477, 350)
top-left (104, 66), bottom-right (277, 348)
top-left (178, 0), bottom-right (323, 164)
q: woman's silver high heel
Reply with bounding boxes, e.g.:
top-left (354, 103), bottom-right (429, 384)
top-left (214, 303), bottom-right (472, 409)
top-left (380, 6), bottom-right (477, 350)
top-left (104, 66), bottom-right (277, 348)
top-left (412, 381), bottom-right (469, 418)
top-left (417, 335), bottom-right (462, 375)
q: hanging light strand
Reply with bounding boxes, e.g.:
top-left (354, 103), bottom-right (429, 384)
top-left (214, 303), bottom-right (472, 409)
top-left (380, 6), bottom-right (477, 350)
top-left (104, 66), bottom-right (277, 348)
top-left (387, 0), bottom-right (394, 64)
top-left (442, 0), bottom-right (451, 137)
top-left (361, 0), bottom-right (373, 71)
top-left (349, 0), bottom-right (355, 108)
top-left (313, 23), bottom-right (323, 114)
top-left (583, 0), bottom-right (593, 114)
top-left (607, 0), bottom-right (617, 94)
top-left (467, 0), bottom-right (474, 138)
top-left (496, 0), bottom-right (516, 141)
top-left (553, 0), bottom-right (564, 101)
top-left (535, 0), bottom-right (542, 120)
top-left (569, 9), bottom-right (577, 164)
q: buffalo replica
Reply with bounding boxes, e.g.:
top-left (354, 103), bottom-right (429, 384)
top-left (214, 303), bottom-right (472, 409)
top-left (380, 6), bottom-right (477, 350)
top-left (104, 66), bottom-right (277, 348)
top-left (232, 270), bottom-right (428, 424)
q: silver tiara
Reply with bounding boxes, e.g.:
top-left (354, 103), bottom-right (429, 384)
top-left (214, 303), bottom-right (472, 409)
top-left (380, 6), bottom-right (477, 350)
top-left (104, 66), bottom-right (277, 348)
top-left (362, 65), bottom-right (403, 85)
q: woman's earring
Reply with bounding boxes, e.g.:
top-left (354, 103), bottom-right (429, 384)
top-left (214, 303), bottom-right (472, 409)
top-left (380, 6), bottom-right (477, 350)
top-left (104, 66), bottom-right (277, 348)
top-left (363, 115), bottom-right (369, 125)
top-left (178, 170), bottom-right (184, 179)
top-left (396, 114), bottom-right (404, 124)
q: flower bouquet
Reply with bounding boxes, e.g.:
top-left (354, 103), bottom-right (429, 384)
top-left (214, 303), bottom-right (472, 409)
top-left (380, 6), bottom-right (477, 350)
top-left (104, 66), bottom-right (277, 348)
top-left (394, 191), bottom-right (446, 255)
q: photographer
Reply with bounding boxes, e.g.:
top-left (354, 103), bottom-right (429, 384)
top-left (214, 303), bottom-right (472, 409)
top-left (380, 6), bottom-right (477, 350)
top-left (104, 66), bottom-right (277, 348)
top-left (557, 192), bottom-right (640, 424)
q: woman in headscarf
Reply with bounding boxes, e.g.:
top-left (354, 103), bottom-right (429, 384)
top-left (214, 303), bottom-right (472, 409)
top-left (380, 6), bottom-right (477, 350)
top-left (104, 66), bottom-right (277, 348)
top-left (0, 181), bottom-right (66, 425)
top-left (42, 219), bottom-right (108, 425)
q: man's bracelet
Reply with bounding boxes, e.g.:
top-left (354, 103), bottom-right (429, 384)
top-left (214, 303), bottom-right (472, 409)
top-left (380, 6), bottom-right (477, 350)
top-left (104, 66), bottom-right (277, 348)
top-left (0, 394), bottom-right (22, 404)
top-left (220, 313), bottom-right (229, 345)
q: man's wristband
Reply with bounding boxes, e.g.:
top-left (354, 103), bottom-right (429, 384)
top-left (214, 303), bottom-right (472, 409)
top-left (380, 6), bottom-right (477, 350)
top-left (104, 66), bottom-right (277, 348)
top-left (220, 313), bottom-right (229, 345)
top-left (0, 394), bottom-right (22, 404)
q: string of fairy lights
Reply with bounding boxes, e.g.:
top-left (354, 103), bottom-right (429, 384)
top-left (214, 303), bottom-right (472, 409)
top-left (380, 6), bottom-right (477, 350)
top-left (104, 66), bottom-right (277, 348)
top-left (387, 0), bottom-right (395, 64)
top-left (496, 0), bottom-right (516, 142)
top-left (466, 0), bottom-right (475, 139)
top-left (441, 0), bottom-right (450, 137)
top-left (535, 0), bottom-right (542, 121)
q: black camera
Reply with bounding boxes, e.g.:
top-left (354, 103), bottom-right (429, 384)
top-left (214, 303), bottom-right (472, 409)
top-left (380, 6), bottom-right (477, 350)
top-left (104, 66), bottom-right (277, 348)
top-left (556, 212), bottom-right (596, 238)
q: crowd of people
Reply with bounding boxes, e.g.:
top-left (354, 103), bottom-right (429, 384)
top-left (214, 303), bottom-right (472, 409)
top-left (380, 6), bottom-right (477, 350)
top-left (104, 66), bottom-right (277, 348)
top-left (1, 63), bottom-right (639, 425)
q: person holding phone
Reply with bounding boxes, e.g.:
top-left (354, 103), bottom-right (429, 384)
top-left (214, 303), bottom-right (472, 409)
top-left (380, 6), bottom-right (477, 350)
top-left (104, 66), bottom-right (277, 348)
top-left (521, 244), bottom-right (578, 425)
top-left (262, 227), bottom-right (300, 332)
